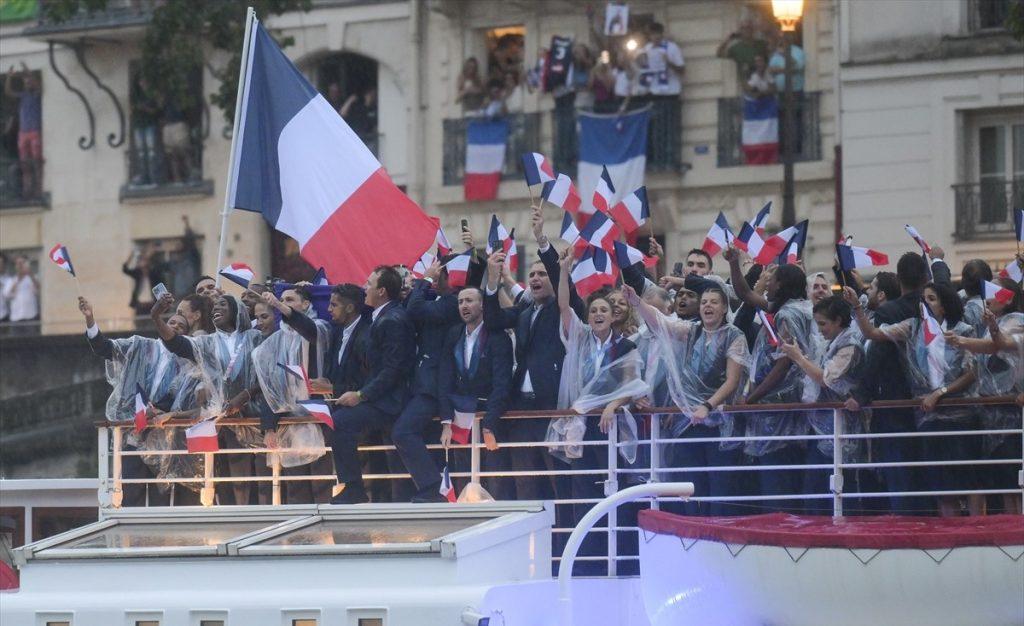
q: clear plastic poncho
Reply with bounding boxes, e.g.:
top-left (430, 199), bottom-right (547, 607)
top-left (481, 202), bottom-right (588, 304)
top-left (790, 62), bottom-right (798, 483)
top-left (547, 314), bottom-right (650, 464)
top-left (638, 305), bottom-right (749, 451)
top-left (879, 317), bottom-right (977, 428)
top-left (806, 326), bottom-right (866, 461)
top-left (140, 362), bottom-right (213, 493)
top-left (976, 311), bottom-right (1023, 454)
top-left (745, 299), bottom-right (821, 457)
top-left (251, 306), bottom-right (331, 468)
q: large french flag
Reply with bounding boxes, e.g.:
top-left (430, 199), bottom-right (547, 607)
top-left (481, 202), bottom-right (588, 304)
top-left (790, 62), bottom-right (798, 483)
top-left (227, 19), bottom-right (437, 285)
top-left (742, 96), bottom-right (779, 165)
top-left (465, 118), bottom-right (509, 200)
top-left (577, 108), bottom-right (649, 217)
top-left (572, 246), bottom-right (617, 297)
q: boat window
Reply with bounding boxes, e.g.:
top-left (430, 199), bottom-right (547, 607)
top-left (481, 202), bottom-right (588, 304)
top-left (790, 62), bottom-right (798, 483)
top-left (199, 621), bottom-right (225, 626)
top-left (46, 622), bottom-right (70, 626)
top-left (60, 522), bottom-right (266, 550)
top-left (136, 621), bottom-right (160, 626)
top-left (359, 619), bottom-right (384, 626)
top-left (259, 517), bottom-right (492, 547)
top-left (292, 620), bottom-right (317, 626)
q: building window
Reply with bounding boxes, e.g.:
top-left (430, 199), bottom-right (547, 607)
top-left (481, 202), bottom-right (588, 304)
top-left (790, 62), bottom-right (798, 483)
top-left (970, 0), bottom-right (1011, 31)
top-left (954, 111), bottom-right (1024, 239)
top-left (0, 68), bottom-right (45, 207)
top-left (123, 226), bottom-right (204, 323)
top-left (316, 53), bottom-right (378, 156)
top-left (0, 248), bottom-right (41, 336)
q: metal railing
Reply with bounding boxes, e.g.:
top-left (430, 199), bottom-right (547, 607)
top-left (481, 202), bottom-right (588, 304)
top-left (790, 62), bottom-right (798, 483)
top-left (953, 179), bottom-right (1024, 239)
top-left (121, 121), bottom-right (207, 198)
top-left (442, 112), bottom-right (542, 186)
top-left (717, 91), bottom-right (821, 167)
top-left (96, 396), bottom-right (1023, 576)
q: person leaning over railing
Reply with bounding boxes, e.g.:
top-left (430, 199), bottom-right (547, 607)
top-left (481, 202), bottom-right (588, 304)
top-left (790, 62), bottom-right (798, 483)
top-left (724, 245), bottom-right (819, 513)
top-left (845, 282), bottom-right (980, 517)
top-left (625, 282), bottom-right (749, 516)
top-left (780, 295), bottom-right (867, 515)
top-left (944, 277), bottom-right (1024, 515)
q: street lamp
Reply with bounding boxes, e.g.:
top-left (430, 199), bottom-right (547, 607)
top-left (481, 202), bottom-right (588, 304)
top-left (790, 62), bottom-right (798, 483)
top-left (772, 0), bottom-right (804, 228)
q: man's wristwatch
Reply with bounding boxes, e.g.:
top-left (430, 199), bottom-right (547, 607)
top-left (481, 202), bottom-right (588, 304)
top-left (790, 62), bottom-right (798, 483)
top-left (938, 386), bottom-right (948, 396)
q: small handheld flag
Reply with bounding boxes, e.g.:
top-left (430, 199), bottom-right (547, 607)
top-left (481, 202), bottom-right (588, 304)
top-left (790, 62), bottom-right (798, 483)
top-left (48, 244), bottom-right (76, 276)
top-left (904, 224), bottom-right (931, 254)
top-left (521, 152), bottom-right (556, 187)
top-left (541, 174), bottom-right (582, 214)
top-left (448, 395), bottom-right (476, 445)
top-left (298, 399), bottom-right (334, 429)
top-left (982, 280), bottom-right (1015, 305)
top-left (439, 465), bottom-right (457, 503)
top-left (278, 362), bottom-right (312, 395)
top-left (185, 419), bottom-right (220, 453)
top-left (444, 249), bottom-right (473, 288)
top-left (613, 240), bottom-right (658, 270)
top-left (751, 202), bottom-right (771, 236)
top-left (133, 385), bottom-right (148, 434)
top-left (1014, 208), bottom-right (1023, 243)
top-left (701, 212), bottom-right (734, 257)
top-left (505, 229), bottom-right (519, 274)
top-left (312, 267), bottom-right (329, 286)
top-left (609, 187), bottom-right (649, 235)
top-left (434, 225), bottom-right (453, 257)
top-left (560, 211), bottom-right (581, 243)
top-left (486, 214), bottom-right (511, 255)
top-left (1000, 258), bottom-right (1023, 284)
top-left (411, 249), bottom-right (436, 279)
top-left (775, 220), bottom-right (808, 266)
top-left (219, 263), bottom-right (255, 289)
top-left (591, 165), bottom-right (616, 215)
top-left (757, 310), bottom-right (780, 347)
top-left (836, 244), bottom-right (889, 271)
top-left (572, 246), bottom-right (617, 298)
top-left (578, 210), bottom-right (620, 253)
top-left (751, 224), bottom-right (799, 265)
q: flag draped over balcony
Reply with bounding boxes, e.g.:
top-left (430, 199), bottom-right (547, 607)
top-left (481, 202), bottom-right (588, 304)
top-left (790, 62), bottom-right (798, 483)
top-left (577, 108), bottom-right (650, 218)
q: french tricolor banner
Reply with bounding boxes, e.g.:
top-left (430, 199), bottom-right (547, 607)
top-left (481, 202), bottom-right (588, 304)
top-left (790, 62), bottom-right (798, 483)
top-left (572, 246), bottom-right (617, 298)
top-left (464, 118), bottom-right (509, 200)
top-left (836, 244), bottom-right (889, 271)
top-left (577, 108), bottom-right (649, 217)
top-left (298, 399), bottom-right (334, 429)
top-left (521, 151), bottom-right (556, 187)
top-left (541, 173), bottom-right (582, 214)
top-left (186, 419), bottom-right (220, 454)
top-left (444, 249), bottom-right (472, 288)
top-left (227, 19), bottom-right (437, 285)
top-left (701, 212), bottom-right (734, 257)
top-left (609, 186), bottom-right (649, 235)
top-left (48, 244), bottom-right (75, 276)
top-left (220, 262), bottom-right (255, 289)
top-left (742, 95), bottom-right (779, 165)
top-left (578, 210), bottom-right (619, 253)
top-left (983, 280), bottom-right (1015, 305)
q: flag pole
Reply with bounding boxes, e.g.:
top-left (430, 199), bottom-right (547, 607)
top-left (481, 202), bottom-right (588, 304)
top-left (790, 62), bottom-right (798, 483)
top-left (214, 6), bottom-right (257, 288)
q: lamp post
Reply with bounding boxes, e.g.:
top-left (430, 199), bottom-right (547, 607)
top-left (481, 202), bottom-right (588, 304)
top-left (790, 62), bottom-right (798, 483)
top-left (772, 0), bottom-right (804, 228)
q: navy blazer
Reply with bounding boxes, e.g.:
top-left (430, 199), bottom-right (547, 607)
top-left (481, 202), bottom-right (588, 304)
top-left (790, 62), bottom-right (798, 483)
top-left (359, 300), bottom-right (417, 415)
top-left (404, 279), bottom-right (461, 398)
top-left (437, 324), bottom-right (513, 434)
top-left (483, 292), bottom-right (565, 409)
top-left (287, 310), bottom-right (372, 397)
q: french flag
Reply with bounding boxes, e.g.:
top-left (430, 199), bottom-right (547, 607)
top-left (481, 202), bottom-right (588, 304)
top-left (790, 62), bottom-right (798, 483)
top-left (756, 224), bottom-right (802, 266)
top-left (578, 210), bottom-right (620, 253)
top-left (434, 223), bottom-right (453, 257)
top-left (133, 385), bottom-right (148, 434)
top-left (278, 362), bottom-right (312, 395)
top-left (411, 249), bottom-right (436, 279)
top-left (1015, 208), bottom-right (1023, 243)
top-left (521, 151), bottom-right (556, 187)
top-left (904, 224), bottom-right (932, 254)
top-left (541, 173), bottom-right (582, 214)
top-left (742, 95), bottom-right (779, 165)
top-left (613, 240), bottom-right (658, 270)
top-left (444, 249), bottom-right (472, 288)
top-left (439, 465), bottom-right (457, 503)
top-left (836, 244), bottom-right (889, 271)
top-left (701, 212), bottom-right (734, 257)
top-left (486, 214), bottom-right (511, 255)
top-left (464, 118), bottom-right (509, 200)
top-left (609, 186), bottom-right (649, 235)
top-left (312, 267), bottom-right (329, 286)
top-left (48, 244), bottom-right (75, 276)
top-left (227, 18), bottom-right (437, 285)
top-left (775, 220), bottom-right (808, 266)
top-left (920, 301), bottom-right (947, 389)
top-left (505, 229), bottom-right (520, 275)
top-left (1000, 259), bottom-right (1023, 284)
top-left (448, 395), bottom-right (476, 445)
top-left (220, 262), bottom-right (255, 288)
top-left (983, 280), bottom-right (1015, 305)
top-left (734, 221), bottom-right (761, 254)
top-left (298, 399), bottom-right (334, 429)
top-left (920, 302), bottom-right (942, 346)
top-left (186, 419), bottom-right (220, 454)
top-left (577, 109), bottom-right (648, 218)
top-left (572, 246), bottom-right (617, 298)
top-left (560, 211), bottom-right (581, 244)
top-left (752, 201), bottom-right (771, 236)
top-left (757, 310), bottom-right (780, 347)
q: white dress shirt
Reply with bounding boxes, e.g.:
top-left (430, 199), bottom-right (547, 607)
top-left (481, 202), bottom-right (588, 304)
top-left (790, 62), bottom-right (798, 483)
top-left (463, 322), bottom-right (483, 367)
top-left (337, 317), bottom-right (361, 365)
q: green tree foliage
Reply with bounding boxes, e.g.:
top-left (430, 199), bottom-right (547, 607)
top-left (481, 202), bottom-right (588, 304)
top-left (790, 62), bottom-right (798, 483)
top-left (44, 0), bottom-right (311, 124)
top-left (1008, 0), bottom-right (1024, 42)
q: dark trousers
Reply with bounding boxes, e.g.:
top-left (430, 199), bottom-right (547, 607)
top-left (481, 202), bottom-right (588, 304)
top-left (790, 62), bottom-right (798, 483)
top-left (509, 395), bottom-right (557, 501)
top-left (392, 393), bottom-right (442, 495)
top-left (757, 444), bottom-right (804, 514)
top-left (669, 424), bottom-right (740, 516)
top-left (870, 408), bottom-right (920, 514)
top-left (282, 453), bottom-right (335, 504)
top-left (332, 403), bottom-right (398, 497)
top-left (567, 416), bottom-right (609, 576)
top-left (122, 446), bottom-right (169, 507)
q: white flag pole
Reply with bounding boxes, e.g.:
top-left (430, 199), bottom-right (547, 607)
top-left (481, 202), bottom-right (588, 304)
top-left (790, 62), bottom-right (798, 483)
top-left (214, 6), bottom-right (257, 288)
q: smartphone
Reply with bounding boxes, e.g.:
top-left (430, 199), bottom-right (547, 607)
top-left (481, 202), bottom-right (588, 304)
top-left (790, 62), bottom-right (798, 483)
top-left (461, 219), bottom-right (470, 233)
top-left (152, 282), bottom-right (169, 300)
top-left (672, 262), bottom-right (684, 277)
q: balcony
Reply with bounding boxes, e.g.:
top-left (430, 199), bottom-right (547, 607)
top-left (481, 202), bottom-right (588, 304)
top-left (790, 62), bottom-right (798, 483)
top-left (716, 92), bottom-right (822, 167)
top-left (119, 121), bottom-right (213, 201)
top-left (24, 0), bottom-right (156, 39)
top-left (953, 179), bottom-right (1023, 239)
top-left (442, 112), bottom-right (541, 186)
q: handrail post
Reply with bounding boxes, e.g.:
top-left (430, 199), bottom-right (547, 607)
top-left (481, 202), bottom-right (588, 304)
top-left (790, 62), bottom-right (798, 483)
top-left (111, 426), bottom-right (123, 508)
top-left (649, 412), bottom-right (661, 511)
top-left (97, 425), bottom-right (111, 511)
top-left (606, 415), bottom-right (619, 577)
top-left (271, 454), bottom-right (282, 506)
top-left (200, 451), bottom-right (215, 507)
top-left (831, 409), bottom-right (844, 519)
top-left (470, 415), bottom-right (481, 485)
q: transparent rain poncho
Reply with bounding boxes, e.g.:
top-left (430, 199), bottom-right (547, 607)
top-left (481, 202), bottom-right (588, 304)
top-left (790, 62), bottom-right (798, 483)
top-left (637, 304), bottom-right (750, 451)
top-left (975, 312), bottom-right (1023, 454)
top-left (547, 314), bottom-right (650, 464)
top-left (806, 326), bottom-right (866, 461)
top-left (251, 306), bottom-right (331, 468)
top-left (745, 299), bottom-right (820, 457)
top-left (878, 317), bottom-right (977, 428)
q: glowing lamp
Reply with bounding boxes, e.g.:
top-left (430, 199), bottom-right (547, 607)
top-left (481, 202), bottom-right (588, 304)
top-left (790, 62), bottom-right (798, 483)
top-left (772, 0), bottom-right (804, 32)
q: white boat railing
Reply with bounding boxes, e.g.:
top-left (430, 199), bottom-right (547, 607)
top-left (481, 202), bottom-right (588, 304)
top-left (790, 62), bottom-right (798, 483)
top-left (95, 396), bottom-right (1024, 575)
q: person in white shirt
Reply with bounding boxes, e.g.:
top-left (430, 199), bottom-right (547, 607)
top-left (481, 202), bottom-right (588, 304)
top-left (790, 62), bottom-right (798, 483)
top-left (7, 255), bottom-right (39, 322)
top-left (0, 254), bottom-right (14, 322)
top-left (637, 22), bottom-right (685, 96)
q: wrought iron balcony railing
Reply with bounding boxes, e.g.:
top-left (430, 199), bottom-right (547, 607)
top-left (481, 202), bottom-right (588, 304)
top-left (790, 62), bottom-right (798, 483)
top-left (953, 179), bottom-right (1024, 239)
top-left (716, 91), bottom-right (821, 167)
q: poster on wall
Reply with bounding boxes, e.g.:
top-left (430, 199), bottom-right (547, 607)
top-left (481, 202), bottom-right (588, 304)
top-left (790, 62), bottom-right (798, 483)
top-left (605, 3), bottom-right (629, 36)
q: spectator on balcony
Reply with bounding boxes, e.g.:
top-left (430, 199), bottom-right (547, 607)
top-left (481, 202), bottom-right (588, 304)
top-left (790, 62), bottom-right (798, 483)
top-left (716, 16), bottom-right (770, 79)
top-left (637, 22), bottom-right (685, 98)
top-left (489, 33), bottom-right (524, 82)
top-left (5, 255), bottom-right (38, 323)
top-left (744, 54), bottom-right (775, 98)
top-left (502, 71), bottom-right (525, 113)
top-left (161, 97), bottom-right (195, 185)
top-left (4, 65), bottom-right (43, 200)
top-left (481, 80), bottom-right (508, 119)
top-left (768, 35), bottom-right (805, 156)
top-left (326, 82), bottom-right (345, 113)
top-left (340, 87), bottom-right (377, 145)
top-left (590, 56), bottom-right (617, 113)
top-left (130, 74), bottom-right (162, 187)
top-left (123, 243), bottom-right (168, 317)
top-left (456, 57), bottom-right (486, 114)
top-left (0, 254), bottom-right (12, 322)
top-left (611, 49), bottom-right (637, 112)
